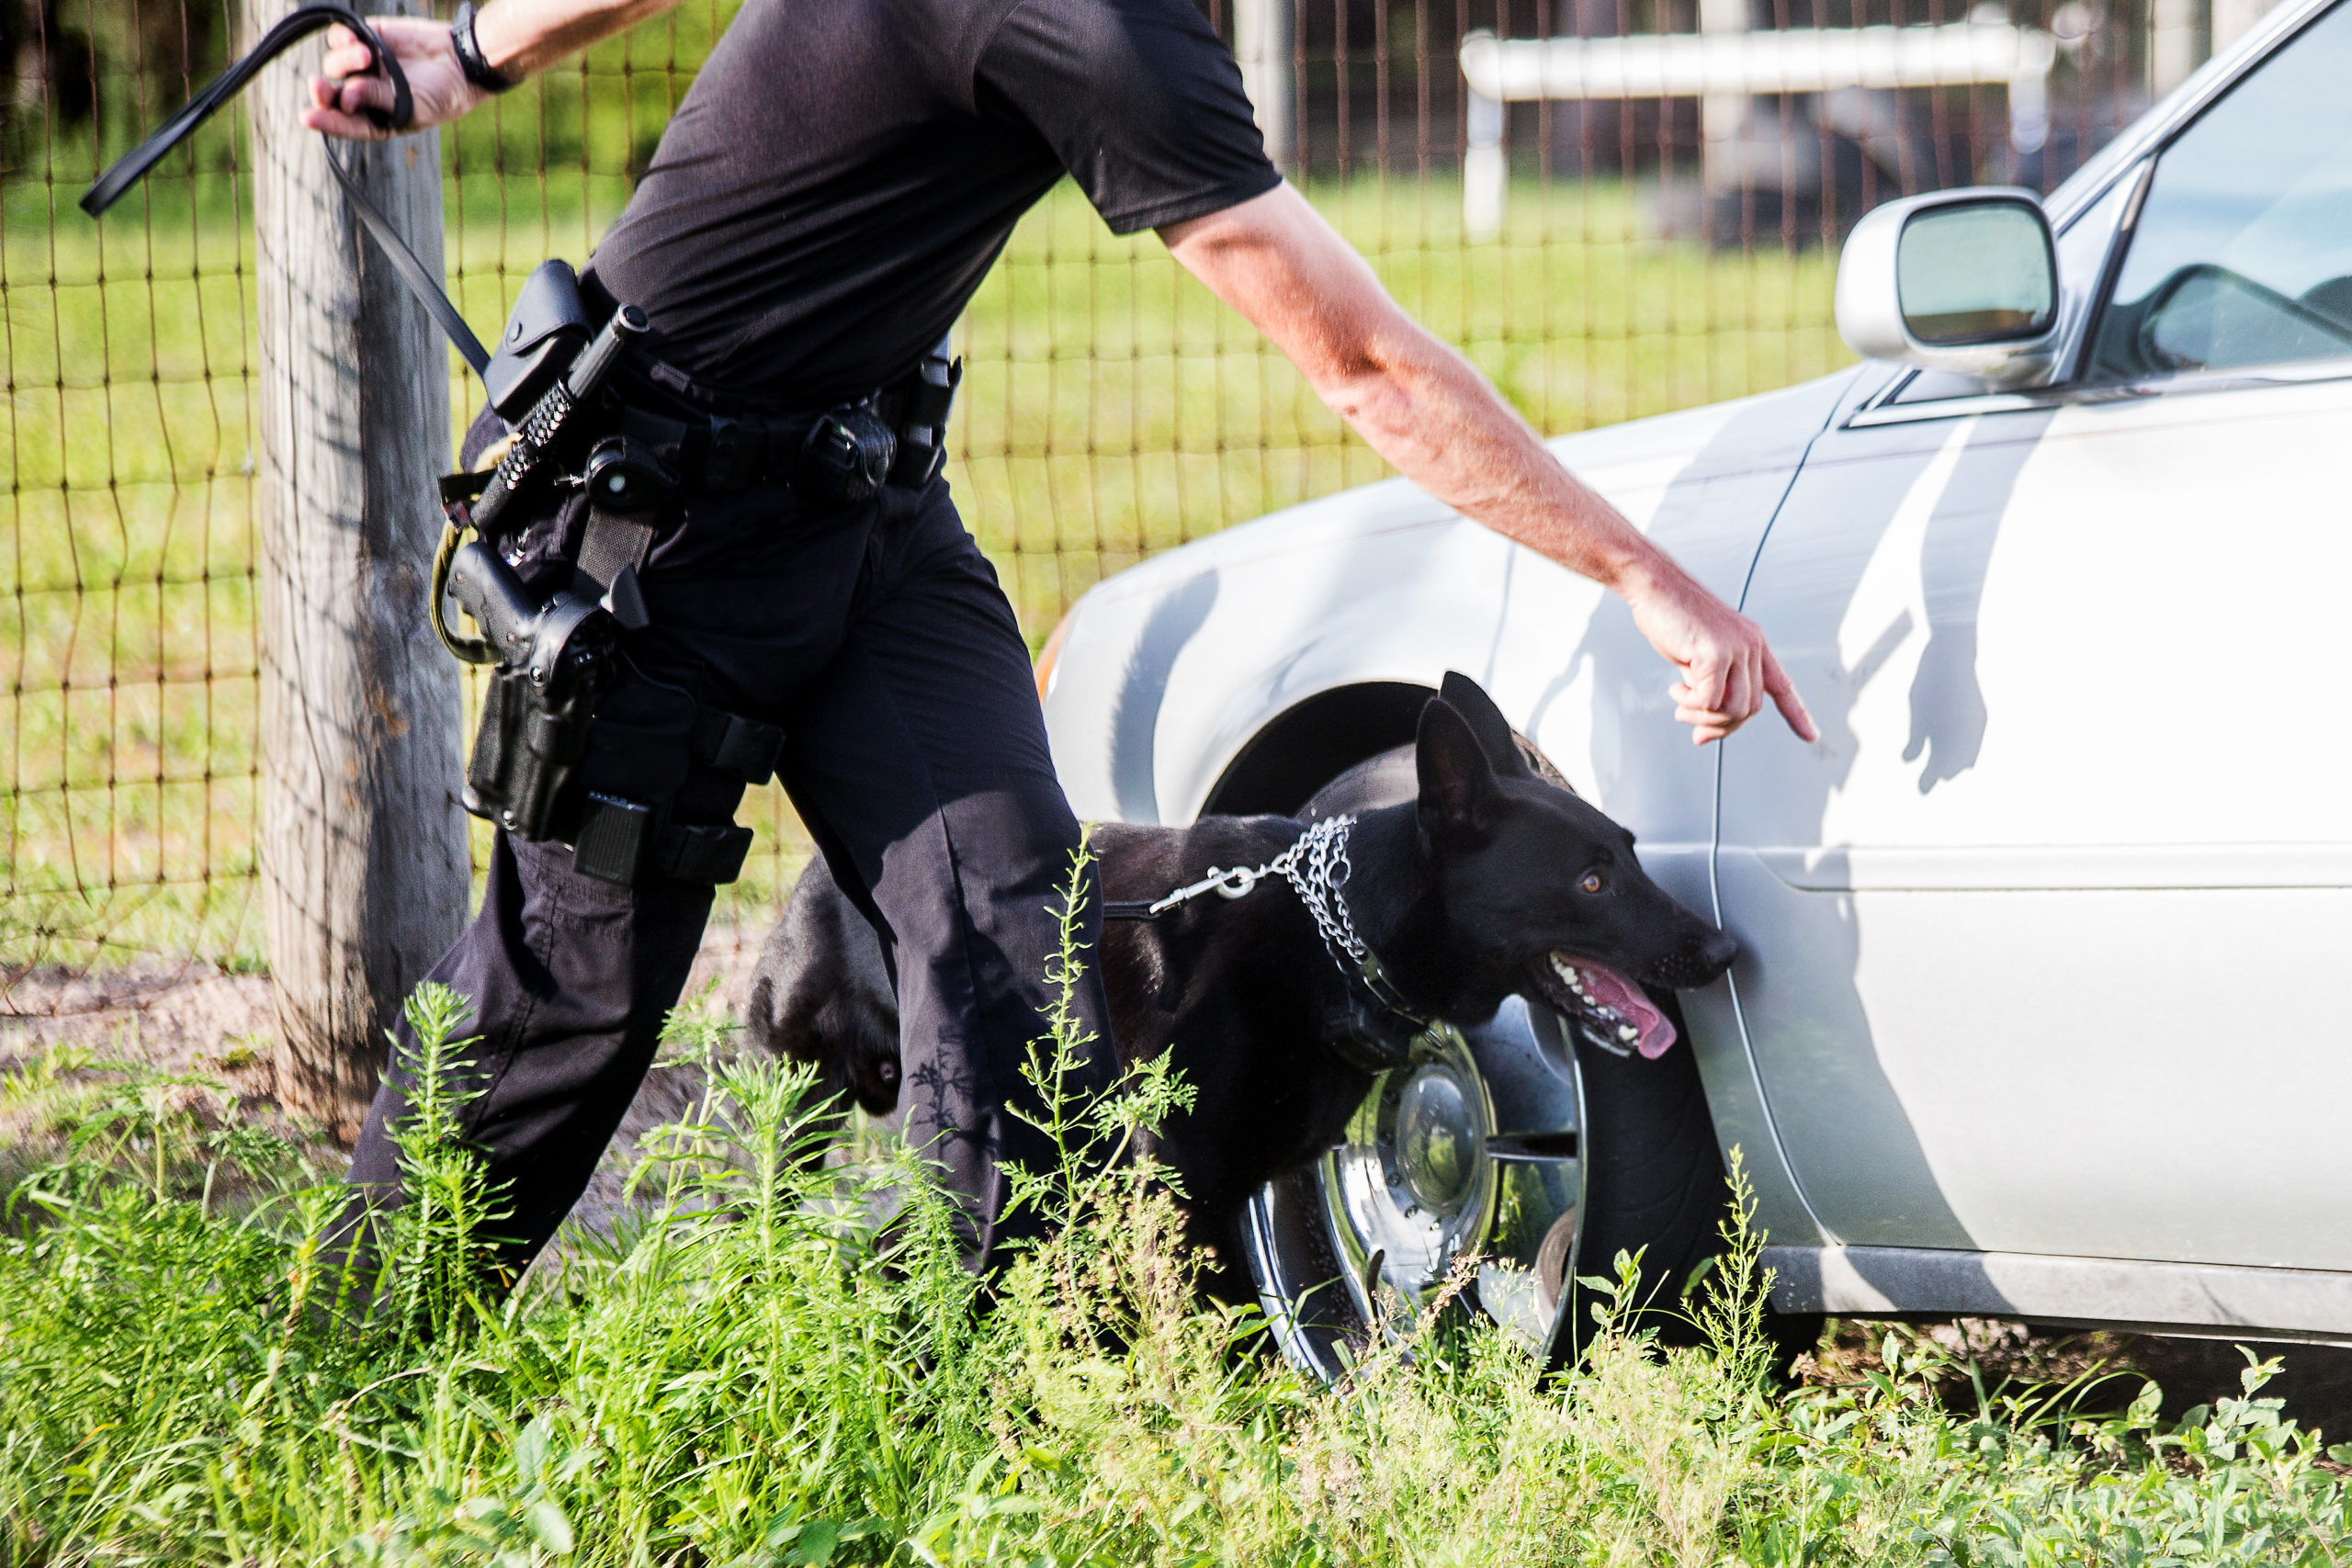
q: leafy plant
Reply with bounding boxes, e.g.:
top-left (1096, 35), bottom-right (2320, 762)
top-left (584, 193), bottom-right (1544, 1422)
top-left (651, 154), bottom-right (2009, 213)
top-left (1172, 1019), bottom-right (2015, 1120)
top-left (2, 857), bottom-right (2348, 1564)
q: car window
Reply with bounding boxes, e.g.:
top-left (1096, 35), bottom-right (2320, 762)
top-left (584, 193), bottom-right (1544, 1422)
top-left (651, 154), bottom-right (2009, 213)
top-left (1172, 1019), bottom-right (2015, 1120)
top-left (2086, 0), bottom-right (2352, 382)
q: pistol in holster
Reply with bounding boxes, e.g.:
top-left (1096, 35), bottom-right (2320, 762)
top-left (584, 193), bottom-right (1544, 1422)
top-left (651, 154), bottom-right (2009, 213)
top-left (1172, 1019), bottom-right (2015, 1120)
top-left (434, 261), bottom-right (772, 889)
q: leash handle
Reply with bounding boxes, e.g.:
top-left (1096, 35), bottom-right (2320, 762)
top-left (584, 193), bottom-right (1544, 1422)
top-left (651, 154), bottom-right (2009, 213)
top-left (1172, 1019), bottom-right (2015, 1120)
top-left (81, 4), bottom-right (494, 378)
top-left (83, 4), bottom-right (412, 219)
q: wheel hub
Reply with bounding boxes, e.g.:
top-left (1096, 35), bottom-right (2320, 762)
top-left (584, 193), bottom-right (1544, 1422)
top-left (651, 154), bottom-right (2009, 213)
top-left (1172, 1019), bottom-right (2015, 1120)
top-left (1250, 999), bottom-right (1588, 1382)
top-left (1322, 1024), bottom-right (1499, 1307)
top-left (1395, 1065), bottom-right (1483, 1213)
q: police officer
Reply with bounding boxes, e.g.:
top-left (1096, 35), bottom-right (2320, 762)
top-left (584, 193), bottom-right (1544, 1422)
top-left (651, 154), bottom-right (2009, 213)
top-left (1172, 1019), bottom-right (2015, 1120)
top-left (308, 0), bottom-right (1817, 1281)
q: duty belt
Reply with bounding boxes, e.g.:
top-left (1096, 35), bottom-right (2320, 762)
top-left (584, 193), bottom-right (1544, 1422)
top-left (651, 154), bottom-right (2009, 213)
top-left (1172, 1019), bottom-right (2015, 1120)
top-left (615, 354), bottom-right (964, 496)
top-left (616, 405), bottom-right (827, 494)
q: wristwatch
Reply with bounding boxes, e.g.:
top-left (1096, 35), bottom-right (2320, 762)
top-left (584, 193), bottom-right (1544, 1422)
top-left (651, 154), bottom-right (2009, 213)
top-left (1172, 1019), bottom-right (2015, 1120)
top-left (450, 2), bottom-right (518, 94)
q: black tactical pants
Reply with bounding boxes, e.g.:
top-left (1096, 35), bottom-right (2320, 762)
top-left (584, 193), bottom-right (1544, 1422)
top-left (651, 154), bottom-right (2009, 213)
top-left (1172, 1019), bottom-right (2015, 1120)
top-left (340, 469), bottom-right (1115, 1279)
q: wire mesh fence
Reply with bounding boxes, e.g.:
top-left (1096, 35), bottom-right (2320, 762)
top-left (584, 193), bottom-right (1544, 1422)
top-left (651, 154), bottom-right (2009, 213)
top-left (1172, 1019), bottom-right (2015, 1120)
top-left (0, 0), bottom-right (2237, 1000)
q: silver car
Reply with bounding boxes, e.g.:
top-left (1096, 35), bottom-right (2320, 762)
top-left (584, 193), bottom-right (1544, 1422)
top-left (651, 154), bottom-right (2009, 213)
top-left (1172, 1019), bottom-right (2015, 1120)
top-left (1031, 0), bottom-right (2352, 1374)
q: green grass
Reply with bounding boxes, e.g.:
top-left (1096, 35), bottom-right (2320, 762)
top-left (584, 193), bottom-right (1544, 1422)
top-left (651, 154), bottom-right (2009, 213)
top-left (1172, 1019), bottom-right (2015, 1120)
top-left (4, 860), bottom-right (2347, 1566)
top-left (2, 98), bottom-right (1848, 964)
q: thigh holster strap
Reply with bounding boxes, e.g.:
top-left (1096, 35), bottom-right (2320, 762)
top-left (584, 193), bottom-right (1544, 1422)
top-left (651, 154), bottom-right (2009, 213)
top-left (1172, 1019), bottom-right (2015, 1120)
top-left (572, 796), bottom-right (754, 886)
top-left (690, 707), bottom-right (785, 785)
top-left (661, 821), bottom-right (755, 885)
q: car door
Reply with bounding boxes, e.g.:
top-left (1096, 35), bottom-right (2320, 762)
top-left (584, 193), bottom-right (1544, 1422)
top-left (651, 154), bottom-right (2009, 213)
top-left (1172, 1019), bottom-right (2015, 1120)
top-left (1714, 0), bottom-right (2352, 1271)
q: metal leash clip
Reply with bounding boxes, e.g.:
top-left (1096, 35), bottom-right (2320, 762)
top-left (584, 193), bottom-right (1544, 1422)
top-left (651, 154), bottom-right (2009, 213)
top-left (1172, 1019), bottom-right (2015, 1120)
top-left (1145, 863), bottom-right (1265, 917)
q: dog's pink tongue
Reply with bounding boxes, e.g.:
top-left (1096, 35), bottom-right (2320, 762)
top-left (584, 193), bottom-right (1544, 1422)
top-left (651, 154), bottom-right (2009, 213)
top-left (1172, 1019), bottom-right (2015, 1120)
top-left (1582, 964), bottom-right (1677, 1058)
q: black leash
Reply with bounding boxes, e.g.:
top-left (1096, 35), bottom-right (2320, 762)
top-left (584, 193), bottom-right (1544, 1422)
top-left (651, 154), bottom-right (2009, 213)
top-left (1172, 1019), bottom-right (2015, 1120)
top-left (83, 3), bottom-right (492, 378)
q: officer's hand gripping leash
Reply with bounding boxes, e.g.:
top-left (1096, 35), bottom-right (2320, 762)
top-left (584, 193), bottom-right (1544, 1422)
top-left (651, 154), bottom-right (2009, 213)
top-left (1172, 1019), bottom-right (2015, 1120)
top-left (85, 5), bottom-right (494, 377)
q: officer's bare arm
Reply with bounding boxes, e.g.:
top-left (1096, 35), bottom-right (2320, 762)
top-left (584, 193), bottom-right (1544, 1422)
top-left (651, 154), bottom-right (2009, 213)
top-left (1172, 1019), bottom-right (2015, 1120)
top-left (302, 0), bottom-right (679, 137)
top-left (1162, 183), bottom-right (1815, 746)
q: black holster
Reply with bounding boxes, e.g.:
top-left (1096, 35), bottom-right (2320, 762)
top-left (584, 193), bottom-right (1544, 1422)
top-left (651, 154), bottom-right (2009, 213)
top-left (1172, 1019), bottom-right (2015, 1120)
top-left (436, 266), bottom-right (810, 889)
top-left (449, 542), bottom-right (619, 847)
top-left (445, 437), bottom-right (779, 888)
top-left (465, 661), bottom-right (598, 842)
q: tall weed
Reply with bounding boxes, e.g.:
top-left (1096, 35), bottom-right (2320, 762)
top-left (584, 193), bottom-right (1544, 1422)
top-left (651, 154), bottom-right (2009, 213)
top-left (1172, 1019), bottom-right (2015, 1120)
top-left (3, 845), bottom-right (2349, 1563)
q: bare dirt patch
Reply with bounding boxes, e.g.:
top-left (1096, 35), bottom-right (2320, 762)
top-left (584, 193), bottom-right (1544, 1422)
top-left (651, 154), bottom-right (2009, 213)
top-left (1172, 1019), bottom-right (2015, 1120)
top-left (0, 926), bottom-right (776, 1205)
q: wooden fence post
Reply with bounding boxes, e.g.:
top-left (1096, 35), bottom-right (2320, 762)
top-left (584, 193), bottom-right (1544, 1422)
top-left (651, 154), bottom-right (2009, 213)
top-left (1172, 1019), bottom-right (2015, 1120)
top-left (249, 0), bottom-right (469, 1141)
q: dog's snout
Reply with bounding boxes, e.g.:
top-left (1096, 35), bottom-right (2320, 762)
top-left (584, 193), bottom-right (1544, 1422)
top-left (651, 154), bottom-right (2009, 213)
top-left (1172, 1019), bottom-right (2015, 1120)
top-left (1645, 923), bottom-right (1738, 988)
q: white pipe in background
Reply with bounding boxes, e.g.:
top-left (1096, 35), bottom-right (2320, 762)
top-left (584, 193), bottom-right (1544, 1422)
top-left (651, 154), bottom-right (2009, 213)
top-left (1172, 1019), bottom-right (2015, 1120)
top-left (1236, 0), bottom-right (1296, 172)
top-left (1458, 20), bottom-right (2059, 240)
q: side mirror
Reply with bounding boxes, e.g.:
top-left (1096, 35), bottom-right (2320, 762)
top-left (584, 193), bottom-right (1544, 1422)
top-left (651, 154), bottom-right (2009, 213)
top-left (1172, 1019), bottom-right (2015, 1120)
top-left (1836, 188), bottom-right (2061, 388)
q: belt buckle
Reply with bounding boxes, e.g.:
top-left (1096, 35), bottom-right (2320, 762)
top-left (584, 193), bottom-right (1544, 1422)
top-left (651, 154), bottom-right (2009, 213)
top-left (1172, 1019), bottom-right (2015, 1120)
top-left (702, 415), bottom-right (758, 492)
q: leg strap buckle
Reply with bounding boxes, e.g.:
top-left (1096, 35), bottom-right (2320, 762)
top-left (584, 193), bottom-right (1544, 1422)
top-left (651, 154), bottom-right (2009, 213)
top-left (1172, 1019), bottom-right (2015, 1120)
top-left (691, 708), bottom-right (786, 785)
top-left (660, 822), bottom-right (754, 885)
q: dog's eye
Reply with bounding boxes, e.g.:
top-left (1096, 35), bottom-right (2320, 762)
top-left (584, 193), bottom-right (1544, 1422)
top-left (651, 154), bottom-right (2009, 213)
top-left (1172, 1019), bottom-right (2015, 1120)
top-left (1579, 871), bottom-right (1605, 895)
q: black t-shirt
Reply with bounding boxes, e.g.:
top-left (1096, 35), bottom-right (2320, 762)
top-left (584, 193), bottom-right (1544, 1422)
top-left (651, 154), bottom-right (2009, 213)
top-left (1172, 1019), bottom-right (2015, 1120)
top-left (586, 0), bottom-right (1282, 406)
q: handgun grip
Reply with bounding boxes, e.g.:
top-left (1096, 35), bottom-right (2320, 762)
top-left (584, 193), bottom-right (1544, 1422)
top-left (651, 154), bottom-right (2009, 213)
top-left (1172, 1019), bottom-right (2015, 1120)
top-left (446, 540), bottom-right (541, 664)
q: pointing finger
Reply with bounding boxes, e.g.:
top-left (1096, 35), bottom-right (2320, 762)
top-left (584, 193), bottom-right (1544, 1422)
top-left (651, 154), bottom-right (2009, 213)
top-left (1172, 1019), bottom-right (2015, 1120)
top-left (1761, 646), bottom-right (1819, 743)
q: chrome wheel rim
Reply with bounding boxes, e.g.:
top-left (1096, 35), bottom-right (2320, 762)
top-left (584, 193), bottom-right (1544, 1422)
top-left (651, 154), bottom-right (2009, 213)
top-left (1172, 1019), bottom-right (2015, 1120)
top-left (1321, 1022), bottom-right (1498, 1314)
top-left (1246, 998), bottom-right (1586, 1378)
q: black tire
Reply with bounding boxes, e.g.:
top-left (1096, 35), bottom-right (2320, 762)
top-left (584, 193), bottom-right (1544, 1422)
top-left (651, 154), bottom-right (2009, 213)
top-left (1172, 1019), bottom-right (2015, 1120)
top-left (1557, 991), bottom-right (1727, 1362)
top-left (1566, 1001), bottom-right (1824, 1372)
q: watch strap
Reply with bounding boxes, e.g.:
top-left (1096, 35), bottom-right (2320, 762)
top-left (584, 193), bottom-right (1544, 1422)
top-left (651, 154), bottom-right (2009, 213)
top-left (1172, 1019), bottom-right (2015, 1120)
top-left (450, 2), bottom-right (517, 94)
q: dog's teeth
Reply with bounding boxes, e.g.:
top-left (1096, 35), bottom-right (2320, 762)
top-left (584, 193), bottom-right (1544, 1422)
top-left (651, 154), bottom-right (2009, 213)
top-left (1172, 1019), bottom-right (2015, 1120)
top-left (1551, 954), bottom-right (1611, 1012)
top-left (1618, 1024), bottom-right (1639, 1043)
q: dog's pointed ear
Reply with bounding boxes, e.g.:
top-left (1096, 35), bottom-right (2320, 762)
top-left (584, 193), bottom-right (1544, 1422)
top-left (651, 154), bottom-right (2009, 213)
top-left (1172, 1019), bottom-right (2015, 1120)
top-left (1437, 671), bottom-right (1532, 778)
top-left (1418, 697), bottom-right (1503, 847)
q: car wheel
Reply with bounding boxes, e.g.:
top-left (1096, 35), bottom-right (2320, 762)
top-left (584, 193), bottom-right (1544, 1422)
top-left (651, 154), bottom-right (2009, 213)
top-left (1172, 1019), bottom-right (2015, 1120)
top-left (1236, 743), bottom-right (1741, 1382)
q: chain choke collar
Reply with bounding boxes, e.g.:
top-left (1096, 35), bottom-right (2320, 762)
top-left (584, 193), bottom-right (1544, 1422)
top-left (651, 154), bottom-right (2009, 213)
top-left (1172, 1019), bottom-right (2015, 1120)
top-left (1102, 814), bottom-right (1430, 1029)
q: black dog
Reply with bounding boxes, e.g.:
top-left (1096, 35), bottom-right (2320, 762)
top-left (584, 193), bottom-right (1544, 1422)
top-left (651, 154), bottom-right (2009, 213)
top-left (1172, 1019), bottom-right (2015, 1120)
top-left (746, 672), bottom-right (1737, 1272)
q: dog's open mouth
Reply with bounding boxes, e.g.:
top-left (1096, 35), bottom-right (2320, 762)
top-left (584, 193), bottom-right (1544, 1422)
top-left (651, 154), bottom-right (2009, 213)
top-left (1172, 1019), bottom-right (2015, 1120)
top-left (1536, 953), bottom-right (1676, 1059)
